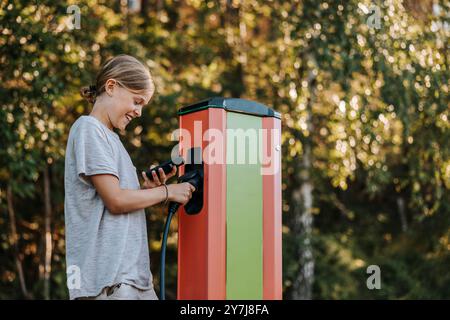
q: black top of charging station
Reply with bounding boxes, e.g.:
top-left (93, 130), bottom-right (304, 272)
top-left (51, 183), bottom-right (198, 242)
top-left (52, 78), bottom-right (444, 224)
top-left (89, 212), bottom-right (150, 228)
top-left (178, 97), bottom-right (281, 119)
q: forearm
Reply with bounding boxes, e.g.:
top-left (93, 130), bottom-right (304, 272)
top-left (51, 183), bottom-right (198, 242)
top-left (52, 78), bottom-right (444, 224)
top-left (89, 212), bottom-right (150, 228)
top-left (109, 185), bottom-right (168, 214)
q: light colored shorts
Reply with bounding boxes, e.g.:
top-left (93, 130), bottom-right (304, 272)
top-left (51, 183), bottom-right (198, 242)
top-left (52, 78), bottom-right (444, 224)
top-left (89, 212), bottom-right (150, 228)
top-left (77, 283), bottom-right (159, 300)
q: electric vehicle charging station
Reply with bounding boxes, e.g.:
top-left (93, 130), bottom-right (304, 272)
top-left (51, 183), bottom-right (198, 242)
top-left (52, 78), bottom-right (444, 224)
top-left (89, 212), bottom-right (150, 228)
top-left (174, 97), bottom-right (282, 300)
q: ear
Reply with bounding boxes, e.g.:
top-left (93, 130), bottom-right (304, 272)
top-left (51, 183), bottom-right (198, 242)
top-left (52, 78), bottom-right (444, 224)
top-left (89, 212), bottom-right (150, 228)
top-left (105, 79), bottom-right (117, 96)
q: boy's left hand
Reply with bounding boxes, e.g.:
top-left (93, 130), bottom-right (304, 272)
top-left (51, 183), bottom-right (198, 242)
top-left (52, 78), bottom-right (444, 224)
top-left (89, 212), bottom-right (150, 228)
top-left (141, 164), bottom-right (177, 189)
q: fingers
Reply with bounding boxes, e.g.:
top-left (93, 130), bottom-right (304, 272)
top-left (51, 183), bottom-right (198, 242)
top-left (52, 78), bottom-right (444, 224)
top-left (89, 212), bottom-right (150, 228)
top-left (146, 164), bottom-right (161, 185)
top-left (158, 168), bottom-right (167, 184)
top-left (141, 171), bottom-right (149, 182)
top-left (186, 183), bottom-right (195, 201)
top-left (164, 165), bottom-right (177, 180)
top-left (169, 182), bottom-right (196, 204)
top-left (180, 183), bottom-right (195, 202)
top-left (151, 169), bottom-right (161, 185)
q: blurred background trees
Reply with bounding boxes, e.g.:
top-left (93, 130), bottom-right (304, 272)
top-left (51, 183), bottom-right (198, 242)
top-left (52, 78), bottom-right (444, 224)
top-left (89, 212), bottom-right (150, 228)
top-left (0, 0), bottom-right (448, 299)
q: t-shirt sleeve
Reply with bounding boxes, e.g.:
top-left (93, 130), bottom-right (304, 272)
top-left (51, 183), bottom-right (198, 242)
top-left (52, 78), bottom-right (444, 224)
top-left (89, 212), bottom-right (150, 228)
top-left (73, 121), bottom-right (119, 185)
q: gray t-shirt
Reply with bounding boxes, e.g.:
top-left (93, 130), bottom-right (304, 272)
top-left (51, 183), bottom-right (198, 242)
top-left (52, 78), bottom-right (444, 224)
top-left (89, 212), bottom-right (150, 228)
top-left (64, 115), bottom-right (153, 300)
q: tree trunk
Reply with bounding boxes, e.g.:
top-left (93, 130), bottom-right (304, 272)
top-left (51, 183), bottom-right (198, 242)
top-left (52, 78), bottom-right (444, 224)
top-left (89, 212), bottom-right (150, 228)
top-left (6, 185), bottom-right (32, 299)
top-left (43, 165), bottom-right (53, 300)
top-left (120, 0), bottom-right (129, 32)
top-left (156, 0), bottom-right (163, 17)
top-left (218, 0), bottom-right (246, 97)
top-left (237, 0), bottom-right (248, 80)
top-left (291, 143), bottom-right (314, 300)
top-left (290, 53), bottom-right (317, 300)
top-left (397, 196), bottom-right (408, 232)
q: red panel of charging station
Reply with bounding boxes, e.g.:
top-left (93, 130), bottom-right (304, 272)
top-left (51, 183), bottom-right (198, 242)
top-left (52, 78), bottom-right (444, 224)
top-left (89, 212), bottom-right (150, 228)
top-left (177, 107), bottom-right (227, 299)
top-left (262, 116), bottom-right (282, 300)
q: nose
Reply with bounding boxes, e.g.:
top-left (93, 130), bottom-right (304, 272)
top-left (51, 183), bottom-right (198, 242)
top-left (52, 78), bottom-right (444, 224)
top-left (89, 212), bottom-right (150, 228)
top-left (134, 106), bottom-right (142, 117)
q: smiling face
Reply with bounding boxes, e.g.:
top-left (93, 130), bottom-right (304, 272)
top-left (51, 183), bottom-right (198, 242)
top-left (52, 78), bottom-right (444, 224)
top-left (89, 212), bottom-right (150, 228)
top-left (103, 79), bottom-right (153, 130)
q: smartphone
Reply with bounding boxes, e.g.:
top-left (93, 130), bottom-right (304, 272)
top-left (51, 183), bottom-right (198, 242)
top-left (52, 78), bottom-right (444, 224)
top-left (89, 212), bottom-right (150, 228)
top-left (144, 156), bottom-right (184, 181)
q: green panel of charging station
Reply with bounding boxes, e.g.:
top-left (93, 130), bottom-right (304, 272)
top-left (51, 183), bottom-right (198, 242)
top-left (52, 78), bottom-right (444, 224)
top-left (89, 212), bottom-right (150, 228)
top-left (226, 112), bottom-right (263, 299)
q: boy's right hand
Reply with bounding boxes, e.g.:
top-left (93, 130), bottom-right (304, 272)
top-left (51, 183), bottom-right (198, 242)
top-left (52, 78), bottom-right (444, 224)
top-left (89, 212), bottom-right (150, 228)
top-left (167, 182), bottom-right (195, 205)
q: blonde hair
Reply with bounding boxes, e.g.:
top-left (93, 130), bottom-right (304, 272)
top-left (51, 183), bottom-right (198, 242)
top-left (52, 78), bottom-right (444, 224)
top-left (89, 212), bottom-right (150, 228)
top-left (80, 54), bottom-right (155, 104)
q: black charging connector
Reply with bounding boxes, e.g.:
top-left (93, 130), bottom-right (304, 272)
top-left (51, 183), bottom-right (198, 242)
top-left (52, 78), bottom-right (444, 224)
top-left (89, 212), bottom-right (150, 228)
top-left (167, 168), bottom-right (204, 215)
